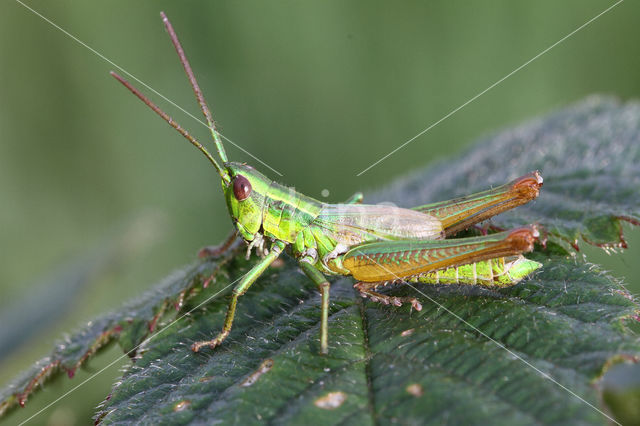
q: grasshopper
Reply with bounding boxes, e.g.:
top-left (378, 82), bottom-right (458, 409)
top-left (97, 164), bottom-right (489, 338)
top-left (112, 12), bottom-right (543, 355)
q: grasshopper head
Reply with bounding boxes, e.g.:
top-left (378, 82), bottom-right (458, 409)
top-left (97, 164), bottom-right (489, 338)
top-left (223, 163), bottom-right (271, 242)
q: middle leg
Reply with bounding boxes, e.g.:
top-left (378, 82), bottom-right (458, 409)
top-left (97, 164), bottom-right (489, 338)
top-left (354, 281), bottom-right (422, 311)
top-left (299, 258), bottom-right (331, 355)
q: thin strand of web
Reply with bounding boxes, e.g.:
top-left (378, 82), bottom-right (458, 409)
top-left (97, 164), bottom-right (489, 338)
top-left (354, 250), bottom-right (621, 425)
top-left (356, 0), bottom-right (624, 176)
top-left (18, 270), bottom-right (245, 425)
top-left (14, 0), bottom-right (283, 177)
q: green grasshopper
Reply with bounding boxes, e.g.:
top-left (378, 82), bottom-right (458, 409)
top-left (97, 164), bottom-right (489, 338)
top-left (112, 12), bottom-right (543, 355)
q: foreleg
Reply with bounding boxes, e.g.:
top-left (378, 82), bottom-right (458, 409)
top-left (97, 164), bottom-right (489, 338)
top-left (191, 241), bottom-right (285, 352)
top-left (198, 230), bottom-right (242, 258)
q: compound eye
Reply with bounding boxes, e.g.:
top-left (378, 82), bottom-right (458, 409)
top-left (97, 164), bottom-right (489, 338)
top-left (233, 175), bottom-right (252, 201)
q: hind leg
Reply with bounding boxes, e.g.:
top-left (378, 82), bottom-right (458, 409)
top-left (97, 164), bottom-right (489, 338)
top-left (414, 171), bottom-right (543, 236)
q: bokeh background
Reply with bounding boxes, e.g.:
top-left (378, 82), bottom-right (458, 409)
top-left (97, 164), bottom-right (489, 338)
top-left (1, 1), bottom-right (639, 424)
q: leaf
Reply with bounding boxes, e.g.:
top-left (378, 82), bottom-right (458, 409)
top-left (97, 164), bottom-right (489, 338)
top-left (0, 254), bottom-right (237, 416)
top-left (0, 216), bottom-right (160, 360)
top-left (2, 96), bottom-right (640, 424)
top-left (95, 254), bottom-right (638, 425)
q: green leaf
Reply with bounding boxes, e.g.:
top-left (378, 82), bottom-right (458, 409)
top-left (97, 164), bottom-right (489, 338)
top-left (94, 255), bottom-right (638, 425)
top-left (2, 96), bottom-right (639, 424)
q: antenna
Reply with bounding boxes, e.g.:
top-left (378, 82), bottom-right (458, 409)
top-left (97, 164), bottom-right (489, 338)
top-left (160, 11), bottom-right (229, 164)
top-left (110, 71), bottom-right (229, 182)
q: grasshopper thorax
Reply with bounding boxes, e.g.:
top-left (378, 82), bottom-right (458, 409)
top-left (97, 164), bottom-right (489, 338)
top-left (223, 163), bottom-right (271, 242)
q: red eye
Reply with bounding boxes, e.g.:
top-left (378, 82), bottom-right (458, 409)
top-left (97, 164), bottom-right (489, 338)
top-left (233, 175), bottom-right (252, 201)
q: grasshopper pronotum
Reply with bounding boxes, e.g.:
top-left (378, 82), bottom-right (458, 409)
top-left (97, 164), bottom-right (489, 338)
top-left (112, 12), bottom-right (542, 355)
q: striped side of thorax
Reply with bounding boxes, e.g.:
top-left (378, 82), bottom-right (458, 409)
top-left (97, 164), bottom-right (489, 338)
top-left (262, 182), bottom-right (323, 243)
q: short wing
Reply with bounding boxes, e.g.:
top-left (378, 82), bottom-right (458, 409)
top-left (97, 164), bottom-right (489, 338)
top-left (313, 204), bottom-right (444, 246)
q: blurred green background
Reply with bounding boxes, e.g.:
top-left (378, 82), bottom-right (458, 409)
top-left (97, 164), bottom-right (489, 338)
top-left (1, 1), bottom-right (639, 424)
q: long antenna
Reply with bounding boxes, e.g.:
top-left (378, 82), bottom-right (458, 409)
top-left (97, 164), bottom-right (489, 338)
top-left (160, 11), bottom-right (229, 164)
top-left (110, 71), bottom-right (229, 182)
